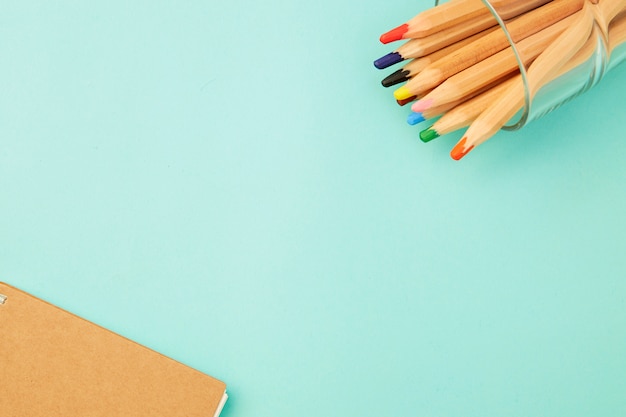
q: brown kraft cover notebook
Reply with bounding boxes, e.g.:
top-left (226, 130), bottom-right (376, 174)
top-left (0, 282), bottom-right (227, 417)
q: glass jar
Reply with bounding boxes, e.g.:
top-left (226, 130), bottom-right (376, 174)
top-left (432, 0), bottom-right (626, 129)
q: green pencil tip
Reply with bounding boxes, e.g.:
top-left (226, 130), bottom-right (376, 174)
top-left (420, 128), bottom-right (440, 143)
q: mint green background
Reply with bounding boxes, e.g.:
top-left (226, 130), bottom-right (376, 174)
top-left (2, 1), bottom-right (626, 416)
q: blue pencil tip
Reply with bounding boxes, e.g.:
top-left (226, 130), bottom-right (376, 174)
top-left (407, 112), bottom-right (425, 125)
top-left (373, 52), bottom-right (403, 69)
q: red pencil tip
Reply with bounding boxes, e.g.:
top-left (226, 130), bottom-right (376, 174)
top-left (396, 96), bottom-right (417, 106)
top-left (380, 24), bottom-right (409, 44)
top-left (450, 137), bottom-right (473, 160)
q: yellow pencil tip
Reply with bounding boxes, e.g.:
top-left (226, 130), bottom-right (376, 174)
top-left (393, 86), bottom-right (412, 101)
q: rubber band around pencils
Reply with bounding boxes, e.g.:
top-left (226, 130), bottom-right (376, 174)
top-left (480, 0), bottom-right (532, 129)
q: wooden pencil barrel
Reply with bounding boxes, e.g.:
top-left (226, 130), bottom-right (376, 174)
top-left (436, 0), bottom-right (625, 130)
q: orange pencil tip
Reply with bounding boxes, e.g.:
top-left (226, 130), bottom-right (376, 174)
top-left (380, 24), bottom-right (409, 44)
top-left (450, 137), bottom-right (473, 161)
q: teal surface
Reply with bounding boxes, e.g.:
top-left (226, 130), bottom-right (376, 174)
top-left (2, 1), bottom-right (626, 416)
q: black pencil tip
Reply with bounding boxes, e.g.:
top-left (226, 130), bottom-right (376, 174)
top-left (381, 69), bottom-right (411, 87)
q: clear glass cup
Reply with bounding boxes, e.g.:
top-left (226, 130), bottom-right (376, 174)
top-left (435, 0), bottom-right (626, 129)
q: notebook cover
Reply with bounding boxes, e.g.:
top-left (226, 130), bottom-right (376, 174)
top-left (0, 282), bottom-right (227, 417)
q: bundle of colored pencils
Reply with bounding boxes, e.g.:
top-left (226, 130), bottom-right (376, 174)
top-left (375, 0), bottom-right (626, 160)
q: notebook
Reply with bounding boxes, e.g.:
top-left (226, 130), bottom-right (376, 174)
top-left (0, 282), bottom-right (227, 417)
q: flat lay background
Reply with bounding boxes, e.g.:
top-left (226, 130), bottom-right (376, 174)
top-left (2, 1), bottom-right (626, 416)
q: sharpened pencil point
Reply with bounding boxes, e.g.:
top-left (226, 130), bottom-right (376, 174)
top-left (382, 69), bottom-right (410, 87)
top-left (420, 128), bottom-right (440, 143)
top-left (407, 112), bottom-right (425, 125)
top-left (393, 86), bottom-right (413, 101)
top-left (380, 24), bottom-right (408, 44)
top-left (451, 137), bottom-right (473, 160)
top-left (374, 52), bottom-right (403, 69)
top-left (411, 99), bottom-right (434, 113)
top-left (396, 96), bottom-right (417, 106)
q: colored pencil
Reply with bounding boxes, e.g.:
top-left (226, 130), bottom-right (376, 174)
top-left (374, 0), bottom-right (626, 160)
top-left (377, 13), bottom-right (499, 70)
top-left (380, 0), bottom-right (554, 43)
top-left (419, 23), bottom-right (600, 141)
top-left (489, 0), bottom-right (553, 19)
top-left (409, 14), bottom-right (575, 115)
top-left (380, 0), bottom-right (492, 43)
top-left (419, 76), bottom-right (519, 141)
top-left (450, 2), bottom-right (595, 160)
top-left (378, 28), bottom-right (495, 77)
top-left (421, 9), bottom-right (626, 143)
top-left (406, 76), bottom-right (514, 124)
top-left (393, 0), bottom-right (584, 99)
top-left (398, 12), bottom-right (500, 57)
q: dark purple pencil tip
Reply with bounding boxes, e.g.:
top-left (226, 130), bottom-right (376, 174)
top-left (374, 52), bottom-right (403, 70)
top-left (381, 69), bottom-right (411, 87)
